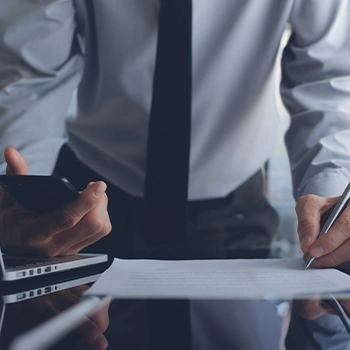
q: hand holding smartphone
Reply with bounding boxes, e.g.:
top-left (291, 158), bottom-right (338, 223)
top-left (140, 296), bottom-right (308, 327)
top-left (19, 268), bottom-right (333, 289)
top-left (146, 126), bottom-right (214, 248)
top-left (0, 172), bottom-right (110, 257)
top-left (0, 175), bottom-right (79, 213)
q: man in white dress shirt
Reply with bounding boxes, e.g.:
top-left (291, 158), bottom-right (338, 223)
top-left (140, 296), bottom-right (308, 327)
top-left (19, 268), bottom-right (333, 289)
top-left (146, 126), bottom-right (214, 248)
top-left (0, 1), bottom-right (350, 349)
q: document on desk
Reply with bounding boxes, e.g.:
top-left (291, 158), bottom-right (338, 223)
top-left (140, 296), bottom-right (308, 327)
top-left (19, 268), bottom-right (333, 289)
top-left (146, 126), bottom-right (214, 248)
top-left (84, 258), bottom-right (350, 299)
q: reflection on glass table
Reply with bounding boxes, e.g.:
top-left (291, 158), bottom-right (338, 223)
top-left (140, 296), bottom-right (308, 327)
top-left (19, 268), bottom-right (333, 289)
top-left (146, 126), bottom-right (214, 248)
top-left (1, 284), bottom-right (109, 350)
top-left (2, 282), bottom-right (350, 349)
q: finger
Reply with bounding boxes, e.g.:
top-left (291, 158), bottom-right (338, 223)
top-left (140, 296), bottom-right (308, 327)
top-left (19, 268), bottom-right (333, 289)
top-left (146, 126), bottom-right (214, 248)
top-left (53, 194), bottom-right (111, 255)
top-left (40, 182), bottom-right (107, 238)
top-left (67, 205), bottom-right (111, 255)
top-left (78, 299), bottom-right (110, 350)
top-left (296, 195), bottom-right (335, 254)
top-left (89, 302), bottom-right (110, 334)
top-left (308, 203), bottom-right (350, 259)
top-left (338, 299), bottom-right (350, 317)
top-left (311, 239), bottom-right (350, 268)
top-left (296, 299), bottom-right (334, 320)
top-left (61, 217), bottom-right (111, 256)
top-left (78, 317), bottom-right (109, 350)
top-left (4, 147), bottom-right (28, 175)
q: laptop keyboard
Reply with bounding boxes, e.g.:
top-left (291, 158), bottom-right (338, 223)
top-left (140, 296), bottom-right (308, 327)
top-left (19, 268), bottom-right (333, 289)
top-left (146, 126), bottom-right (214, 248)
top-left (3, 255), bottom-right (52, 268)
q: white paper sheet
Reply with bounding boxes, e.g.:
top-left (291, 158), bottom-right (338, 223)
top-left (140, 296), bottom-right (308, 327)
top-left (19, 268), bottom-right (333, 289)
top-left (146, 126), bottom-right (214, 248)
top-left (84, 258), bottom-right (350, 299)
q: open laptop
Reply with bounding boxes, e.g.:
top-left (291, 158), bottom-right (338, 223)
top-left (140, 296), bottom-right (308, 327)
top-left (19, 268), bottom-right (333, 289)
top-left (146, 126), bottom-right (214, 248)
top-left (0, 246), bottom-right (108, 281)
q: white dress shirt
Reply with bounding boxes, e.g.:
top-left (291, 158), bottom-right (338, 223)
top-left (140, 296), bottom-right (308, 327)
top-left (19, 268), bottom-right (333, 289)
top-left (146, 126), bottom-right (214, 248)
top-left (0, 0), bottom-right (349, 200)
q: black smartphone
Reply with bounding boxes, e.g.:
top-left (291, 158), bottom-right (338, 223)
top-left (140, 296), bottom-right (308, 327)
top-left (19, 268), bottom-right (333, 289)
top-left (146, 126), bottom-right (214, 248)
top-left (0, 175), bottom-right (79, 213)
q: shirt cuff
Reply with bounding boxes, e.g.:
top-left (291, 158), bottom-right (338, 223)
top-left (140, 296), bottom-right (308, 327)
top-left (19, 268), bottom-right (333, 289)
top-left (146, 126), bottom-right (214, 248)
top-left (296, 169), bottom-right (350, 199)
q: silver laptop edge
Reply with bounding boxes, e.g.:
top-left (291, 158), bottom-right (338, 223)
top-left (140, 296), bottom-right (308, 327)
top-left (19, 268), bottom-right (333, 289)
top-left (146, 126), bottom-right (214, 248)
top-left (0, 245), bottom-right (107, 281)
top-left (2, 273), bottom-right (102, 303)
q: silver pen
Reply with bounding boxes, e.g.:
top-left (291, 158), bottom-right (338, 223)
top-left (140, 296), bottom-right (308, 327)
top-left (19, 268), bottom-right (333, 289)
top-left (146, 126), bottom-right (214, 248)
top-left (305, 182), bottom-right (350, 270)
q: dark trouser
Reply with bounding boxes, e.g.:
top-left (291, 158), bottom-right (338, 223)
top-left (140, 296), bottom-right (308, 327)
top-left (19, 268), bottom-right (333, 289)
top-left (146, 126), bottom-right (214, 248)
top-left (55, 144), bottom-right (281, 350)
top-left (53, 144), bottom-right (279, 260)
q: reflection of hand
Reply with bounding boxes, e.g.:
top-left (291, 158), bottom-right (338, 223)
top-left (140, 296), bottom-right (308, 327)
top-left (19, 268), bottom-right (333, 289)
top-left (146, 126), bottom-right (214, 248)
top-left (296, 194), bottom-right (350, 269)
top-left (296, 298), bottom-right (337, 320)
top-left (78, 296), bottom-right (110, 350)
top-left (296, 296), bottom-right (350, 324)
top-left (0, 147), bottom-right (112, 257)
top-left (68, 286), bottom-right (110, 350)
top-left (4, 285), bottom-right (110, 350)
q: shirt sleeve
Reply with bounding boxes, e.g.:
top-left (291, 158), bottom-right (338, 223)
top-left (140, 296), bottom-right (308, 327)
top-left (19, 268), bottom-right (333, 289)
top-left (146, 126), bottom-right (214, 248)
top-left (281, 0), bottom-right (350, 200)
top-left (0, 0), bottom-right (83, 174)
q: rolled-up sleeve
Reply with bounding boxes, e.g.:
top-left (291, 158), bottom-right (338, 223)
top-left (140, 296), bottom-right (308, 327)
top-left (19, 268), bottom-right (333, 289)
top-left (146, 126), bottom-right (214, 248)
top-left (281, 0), bottom-right (350, 199)
top-left (0, 0), bottom-right (83, 174)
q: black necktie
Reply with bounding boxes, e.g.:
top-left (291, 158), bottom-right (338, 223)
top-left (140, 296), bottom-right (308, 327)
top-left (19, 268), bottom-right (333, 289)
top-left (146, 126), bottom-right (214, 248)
top-left (144, 0), bottom-right (192, 246)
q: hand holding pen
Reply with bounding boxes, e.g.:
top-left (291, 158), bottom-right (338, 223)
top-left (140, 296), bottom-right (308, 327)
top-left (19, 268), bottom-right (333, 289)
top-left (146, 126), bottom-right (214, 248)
top-left (295, 183), bottom-right (350, 335)
top-left (295, 182), bottom-right (350, 270)
top-left (304, 182), bottom-right (350, 269)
